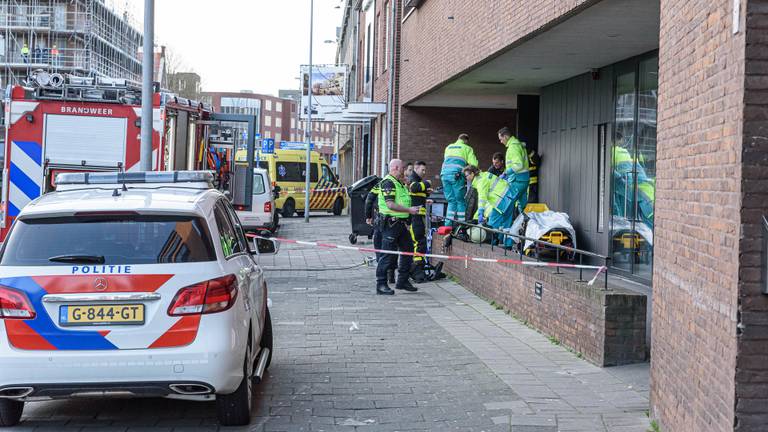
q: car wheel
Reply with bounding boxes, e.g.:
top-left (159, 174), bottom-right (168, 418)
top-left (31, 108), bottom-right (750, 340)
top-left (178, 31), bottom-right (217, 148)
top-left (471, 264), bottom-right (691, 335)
top-left (0, 399), bottom-right (24, 427)
top-left (332, 197), bottom-right (343, 216)
top-left (216, 346), bottom-right (253, 427)
top-left (281, 200), bottom-right (295, 218)
top-left (349, 233), bottom-right (357, 244)
top-left (272, 212), bottom-right (280, 231)
top-left (261, 307), bottom-right (273, 370)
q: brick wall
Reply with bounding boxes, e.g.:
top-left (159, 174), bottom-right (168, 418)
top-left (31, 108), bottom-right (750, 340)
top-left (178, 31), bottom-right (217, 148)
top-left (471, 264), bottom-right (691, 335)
top-left (651, 0), bottom-right (746, 430)
top-left (399, 0), bottom-right (595, 104)
top-left (399, 106), bottom-right (516, 186)
top-left (433, 236), bottom-right (646, 366)
top-left (735, 1), bottom-right (768, 430)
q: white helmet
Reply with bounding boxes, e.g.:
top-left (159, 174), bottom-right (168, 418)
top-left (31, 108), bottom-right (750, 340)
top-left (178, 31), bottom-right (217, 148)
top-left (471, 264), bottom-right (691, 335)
top-left (468, 226), bottom-right (487, 244)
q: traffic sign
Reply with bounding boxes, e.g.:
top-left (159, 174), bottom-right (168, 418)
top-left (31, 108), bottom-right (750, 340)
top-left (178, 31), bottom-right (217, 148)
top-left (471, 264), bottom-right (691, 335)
top-left (280, 141), bottom-right (314, 151)
top-left (261, 138), bottom-right (275, 154)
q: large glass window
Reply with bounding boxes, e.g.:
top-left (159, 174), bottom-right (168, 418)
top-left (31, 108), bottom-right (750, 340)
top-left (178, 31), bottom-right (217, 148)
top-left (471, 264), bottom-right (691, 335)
top-left (275, 162), bottom-right (318, 183)
top-left (1, 215), bottom-right (216, 266)
top-left (610, 54), bottom-right (657, 280)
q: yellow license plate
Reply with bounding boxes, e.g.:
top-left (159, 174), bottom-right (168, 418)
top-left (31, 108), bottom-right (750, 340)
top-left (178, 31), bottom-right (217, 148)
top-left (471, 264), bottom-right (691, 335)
top-left (60, 304), bottom-right (145, 327)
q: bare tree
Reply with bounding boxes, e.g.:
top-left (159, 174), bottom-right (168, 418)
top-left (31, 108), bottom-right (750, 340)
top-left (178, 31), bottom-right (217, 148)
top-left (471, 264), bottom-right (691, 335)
top-left (164, 46), bottom-right (202, 101)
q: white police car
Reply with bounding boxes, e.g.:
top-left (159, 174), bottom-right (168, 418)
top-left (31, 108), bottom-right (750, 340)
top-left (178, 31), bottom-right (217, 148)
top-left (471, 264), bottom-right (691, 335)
top-left (0, 171), bottom-right (275, 427)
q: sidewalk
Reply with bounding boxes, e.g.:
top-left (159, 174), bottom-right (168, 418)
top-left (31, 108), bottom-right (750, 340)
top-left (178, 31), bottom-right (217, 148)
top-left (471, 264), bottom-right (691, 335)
top-left (254, 215), bottom-right (651, 432)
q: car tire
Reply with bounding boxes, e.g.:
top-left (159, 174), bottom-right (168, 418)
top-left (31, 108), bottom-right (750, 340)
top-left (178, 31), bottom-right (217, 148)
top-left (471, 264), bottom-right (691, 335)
top-left (216, 346), bottom-right (253, 426)
top-left (261, 307), bottom-right (273, 370)
top-left (0, 399), bottom-right (24, 427)
top-left (272, 212), bottom-right (280, 231)
top-left (281, 200), bottom-right (295, 218)
top-left (332, 197), bottom-right (343, 216)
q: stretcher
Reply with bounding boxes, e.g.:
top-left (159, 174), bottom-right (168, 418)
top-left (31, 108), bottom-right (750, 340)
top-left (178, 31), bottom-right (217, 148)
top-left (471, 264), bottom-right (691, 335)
top-left (504, 204), bottom-right (577, 260)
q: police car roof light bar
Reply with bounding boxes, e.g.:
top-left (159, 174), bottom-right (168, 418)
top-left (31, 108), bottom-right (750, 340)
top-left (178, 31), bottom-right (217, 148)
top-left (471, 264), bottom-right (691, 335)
top-left (55, 171), bottom-right (215, 186)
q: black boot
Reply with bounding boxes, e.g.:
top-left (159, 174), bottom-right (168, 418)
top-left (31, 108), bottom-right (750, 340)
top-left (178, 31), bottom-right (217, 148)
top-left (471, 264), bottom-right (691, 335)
top-left (395, 278), bottom-right (418, 292)
top-left (377, 282), bottom-right (395, 295)
top-left (410, 263), bottom-right (427, 283)
top-left (387, 269), bottom-right (396, 284)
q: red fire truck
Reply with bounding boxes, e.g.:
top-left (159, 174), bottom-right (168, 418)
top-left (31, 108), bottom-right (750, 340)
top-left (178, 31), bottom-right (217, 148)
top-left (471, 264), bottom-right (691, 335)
top-left (0, 74), bottom-right (214, 241)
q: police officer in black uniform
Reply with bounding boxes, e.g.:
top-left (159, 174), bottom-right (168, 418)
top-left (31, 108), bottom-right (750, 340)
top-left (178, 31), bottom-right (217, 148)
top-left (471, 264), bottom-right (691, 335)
top-left (365, 178), bottom-right (396, 283)
top-left (376, 159), bottom-right (421, 295)
top-left (408, 161), bottom-right (432, 281)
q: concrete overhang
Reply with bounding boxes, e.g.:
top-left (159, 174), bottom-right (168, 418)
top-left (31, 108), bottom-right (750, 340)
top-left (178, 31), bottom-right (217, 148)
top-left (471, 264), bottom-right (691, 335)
top-left (324, 102), bottom-right (387, 124)
top-left (407, 0), bottom-right (660, 109)
top-left (345, 102), bottom-right (387, 114)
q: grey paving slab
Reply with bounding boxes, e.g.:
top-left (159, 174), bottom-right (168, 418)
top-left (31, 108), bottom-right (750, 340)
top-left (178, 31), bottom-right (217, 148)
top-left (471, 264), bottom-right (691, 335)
top-left (9, 216), bottom-right (651, 431)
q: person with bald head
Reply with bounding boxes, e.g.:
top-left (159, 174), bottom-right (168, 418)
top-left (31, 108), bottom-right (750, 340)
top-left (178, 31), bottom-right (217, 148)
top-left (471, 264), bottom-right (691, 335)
top-left (375, 159), bottom-right (422, 295)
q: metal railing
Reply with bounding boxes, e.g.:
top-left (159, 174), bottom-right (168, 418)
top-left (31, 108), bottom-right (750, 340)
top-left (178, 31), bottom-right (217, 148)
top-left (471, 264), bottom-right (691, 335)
top-left (428, 209), bottom-right (611, 290)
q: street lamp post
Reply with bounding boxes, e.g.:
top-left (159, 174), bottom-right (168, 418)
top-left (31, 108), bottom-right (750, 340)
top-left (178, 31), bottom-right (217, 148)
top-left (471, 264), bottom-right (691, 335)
top-left (304, 0), bottom-right (314, 223)
top-left (140, 0), bottom-right (155, 171)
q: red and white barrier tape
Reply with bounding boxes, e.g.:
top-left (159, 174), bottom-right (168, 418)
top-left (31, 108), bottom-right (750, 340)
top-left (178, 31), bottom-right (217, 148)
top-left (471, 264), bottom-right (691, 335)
top-left (246, 234), bottom-right (607, 286)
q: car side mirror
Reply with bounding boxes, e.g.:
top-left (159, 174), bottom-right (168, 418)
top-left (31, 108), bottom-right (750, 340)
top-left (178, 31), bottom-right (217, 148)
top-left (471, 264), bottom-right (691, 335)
top-left (274, 185), bottom-right (282, 193)
top-left (250, 229), bottom-right (279, 255)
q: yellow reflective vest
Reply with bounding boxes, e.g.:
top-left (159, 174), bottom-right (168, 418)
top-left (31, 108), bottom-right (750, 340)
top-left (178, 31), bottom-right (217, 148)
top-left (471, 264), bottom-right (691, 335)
top-left (377, 175), bottom-right (411, 219)
top-left (441, 140), bottom-right (478, 175)
top-left (504, 136), bottom-right (530, 182)
top-left (471, 171), bottom-right (510, 218)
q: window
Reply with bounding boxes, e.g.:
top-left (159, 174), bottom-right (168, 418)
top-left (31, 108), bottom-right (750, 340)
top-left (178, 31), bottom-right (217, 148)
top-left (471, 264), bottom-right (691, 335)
top-left (275, 162), bottom-right (318, 182)
top-left (0, 215), bottom-right (216, 266)
top-left (213, 203), bottom-right (244, 257)
top-left (265, 100), bottom-right (272, 111)
top-left (321, 164), bottom-right (336, 183)
top-left (597, 124), bottom-right (608, 233)
top-left (253, 172), bottom-right (266, 195)
top-left (275, 117), bottom-right (282, 128)
top-left (220, 97), bottom-right (260, 116)
top-left (376, 12), bottom-right (382, 74)
top-left (275, 133), bottom-right (282, 142)
top-left (363, 0), bottom-right (374, 101)
top-left (221, 201), bottom-right (248, 253)
top-left (264, 115), bottom-right (272, 127)
top-left (384, 1), bottom-right (390, 71)
top-left (276, 102), bottom-right (282, 112)
top-left (264, 131), bottom-right (272, 139)
top-left (291, 118), bottom-right (296, 129)
top-left (610, 54), bottom-right (658, 280)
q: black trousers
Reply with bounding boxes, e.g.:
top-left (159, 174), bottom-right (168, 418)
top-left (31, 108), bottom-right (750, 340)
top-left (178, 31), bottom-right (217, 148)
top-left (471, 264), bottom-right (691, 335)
top-left (528, 183), bottom-right (538, 203)
top-left (376, 219), bottom-right (413, 284)
top-left (373, 223), bottom-right (397, 270)
top-left (410, 215), bottom-right (427, 264)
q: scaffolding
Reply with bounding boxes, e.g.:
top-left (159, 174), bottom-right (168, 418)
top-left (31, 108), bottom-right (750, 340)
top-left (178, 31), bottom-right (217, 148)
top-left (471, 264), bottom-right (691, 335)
top-left (0, 0), bottom-right (143, 87)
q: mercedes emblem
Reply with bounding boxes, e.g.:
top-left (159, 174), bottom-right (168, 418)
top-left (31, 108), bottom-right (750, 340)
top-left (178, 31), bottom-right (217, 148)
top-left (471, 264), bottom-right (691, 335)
top-left (94, 277), bottom-right (108, 291)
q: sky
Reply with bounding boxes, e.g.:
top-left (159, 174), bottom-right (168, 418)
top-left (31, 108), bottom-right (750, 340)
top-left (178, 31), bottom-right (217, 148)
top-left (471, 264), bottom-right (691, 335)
top-left (125, 0), bottom-right (344, 96)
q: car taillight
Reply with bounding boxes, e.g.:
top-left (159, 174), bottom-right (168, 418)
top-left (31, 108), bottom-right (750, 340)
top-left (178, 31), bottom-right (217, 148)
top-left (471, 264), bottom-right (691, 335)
top-left (264, 202), bottom-right (272, 212)
top-left (0, 286), bottom-right (36, 320)
top-left (167, 275), bottom-right (238, 316)
top-left (234, 205), bottom-right (246, 211)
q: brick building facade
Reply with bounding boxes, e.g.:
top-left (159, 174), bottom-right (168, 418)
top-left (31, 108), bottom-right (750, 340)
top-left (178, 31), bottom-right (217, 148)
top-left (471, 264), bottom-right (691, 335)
top-left (336, 0), bottom-right (400, 181)
top-left (333, 0), bottom-right (768, 430)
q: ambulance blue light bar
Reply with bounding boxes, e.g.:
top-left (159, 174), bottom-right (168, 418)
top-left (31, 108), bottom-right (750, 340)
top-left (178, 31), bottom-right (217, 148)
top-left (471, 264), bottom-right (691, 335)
top-left (55, 171), bottom-right (215, 186)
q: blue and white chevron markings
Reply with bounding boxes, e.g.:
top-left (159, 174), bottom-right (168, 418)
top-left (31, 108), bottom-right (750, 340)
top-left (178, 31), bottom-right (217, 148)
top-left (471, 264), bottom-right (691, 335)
top-left (8, 141), bottom-right (42, 217)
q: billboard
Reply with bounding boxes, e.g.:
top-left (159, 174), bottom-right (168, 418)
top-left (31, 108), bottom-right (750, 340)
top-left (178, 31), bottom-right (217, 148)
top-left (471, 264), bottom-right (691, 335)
top-left (300, 65), bottom-right (347, 120)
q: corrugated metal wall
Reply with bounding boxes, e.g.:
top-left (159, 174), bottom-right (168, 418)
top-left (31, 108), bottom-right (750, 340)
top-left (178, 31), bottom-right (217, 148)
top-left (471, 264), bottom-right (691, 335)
top-left (538, 68), bottom-right (614, 256)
